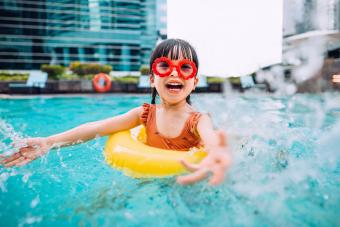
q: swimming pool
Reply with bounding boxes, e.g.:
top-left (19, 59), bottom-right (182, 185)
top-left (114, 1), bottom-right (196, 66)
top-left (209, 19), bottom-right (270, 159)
top-left (0, 93), bottom-right (339, 226)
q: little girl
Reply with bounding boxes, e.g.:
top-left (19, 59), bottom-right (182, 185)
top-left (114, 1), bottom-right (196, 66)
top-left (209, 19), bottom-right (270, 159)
top-left (1, 39), bottom-right (231, 186)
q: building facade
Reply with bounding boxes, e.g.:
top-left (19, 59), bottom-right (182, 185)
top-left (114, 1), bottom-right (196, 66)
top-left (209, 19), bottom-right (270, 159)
top-left (283, 0), bottom-right (340, 37)
top-left (0, 0), bottom-right (167, 71)
top-left (282, 0), bottom-right (340, 92)
top-left (254, 0), bottom-right (340, 93)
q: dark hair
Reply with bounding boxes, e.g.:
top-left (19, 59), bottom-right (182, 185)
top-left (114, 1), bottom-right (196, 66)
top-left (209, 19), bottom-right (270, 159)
top-left (149, 39), bottom-right (199, 104)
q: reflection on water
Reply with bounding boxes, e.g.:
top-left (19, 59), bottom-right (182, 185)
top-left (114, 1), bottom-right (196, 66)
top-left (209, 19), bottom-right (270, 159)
top-left (0, 93), bottom-right (339, 226)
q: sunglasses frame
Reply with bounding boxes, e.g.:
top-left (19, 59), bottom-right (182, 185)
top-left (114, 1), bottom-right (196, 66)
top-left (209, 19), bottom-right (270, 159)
top-left (151, 57), bottom-right (197, 80)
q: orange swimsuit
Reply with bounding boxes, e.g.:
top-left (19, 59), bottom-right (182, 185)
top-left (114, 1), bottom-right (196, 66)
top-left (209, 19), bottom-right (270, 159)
top-left (140, 103), bottom-right (202, 151)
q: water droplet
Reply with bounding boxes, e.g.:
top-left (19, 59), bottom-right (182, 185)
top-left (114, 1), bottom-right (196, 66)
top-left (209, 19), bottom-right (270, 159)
top-left (30, 196), bottom-right (40, 208)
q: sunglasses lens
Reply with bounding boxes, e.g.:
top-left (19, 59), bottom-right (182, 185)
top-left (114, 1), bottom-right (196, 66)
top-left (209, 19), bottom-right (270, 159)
top-left (155, 61), bottom-right (170, 74)
top-left (180, 63), bottom-right (194, 77)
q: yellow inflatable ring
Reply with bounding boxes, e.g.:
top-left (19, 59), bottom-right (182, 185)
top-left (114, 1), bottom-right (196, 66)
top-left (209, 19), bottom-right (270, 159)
top-left (104, 126), bottom-right (207, 178)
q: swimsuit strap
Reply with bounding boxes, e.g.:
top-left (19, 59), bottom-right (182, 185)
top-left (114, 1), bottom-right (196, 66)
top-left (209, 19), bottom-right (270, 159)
top-left (186, 112), bottom-right (202, 138)
top-left (140, 103), bottom-right (153, 125)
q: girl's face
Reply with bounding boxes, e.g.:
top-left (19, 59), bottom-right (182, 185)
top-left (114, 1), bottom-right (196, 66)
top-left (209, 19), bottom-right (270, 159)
top-left (150, 51), bottom-right (199, 105)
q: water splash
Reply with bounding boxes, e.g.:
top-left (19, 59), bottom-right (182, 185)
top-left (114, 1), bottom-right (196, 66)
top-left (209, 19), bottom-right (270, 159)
top-left (0, 119), bottom-right (24, 156)
top-left (0, 94), bottom-right (339, 226)
top-left (291, 37), bottom-right (326, 83)
top-left (18, 215), bottom-right (42, 227)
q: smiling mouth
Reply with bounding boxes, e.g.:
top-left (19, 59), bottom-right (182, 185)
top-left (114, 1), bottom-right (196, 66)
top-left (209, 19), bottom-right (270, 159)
top-left (165, 83), bottom-right (184, 90)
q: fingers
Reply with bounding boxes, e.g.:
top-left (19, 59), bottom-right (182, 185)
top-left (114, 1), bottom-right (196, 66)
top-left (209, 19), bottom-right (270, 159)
top-left (180, 159), bottom-right (200, 172)
top-left (0, 147), bottom-right (37, 168)
top-left (177, 168), bottom-right (209, 185)
top-left (217, 130), bottom-right (227, 147)
top-left (218, 154), bottom-right (231, 169)
top-left (2, 151), bottom-right (35, 167)
top-left (14, 158), bottom-right (33, 167)
top-left (209, 166), bottom-right (225, 185)
top-left (178, 153), bottom-right (231, 186)
top-left (4, 156), bottom-right (26, 167)
top-left (0, 138), bottom-right (41, 168)
top-left (0, 152), bottom-right (22, 165)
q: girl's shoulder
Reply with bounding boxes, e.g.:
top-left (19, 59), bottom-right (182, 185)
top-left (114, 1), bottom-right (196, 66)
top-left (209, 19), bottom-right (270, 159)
top-left (186, 105), bottom-right (210, 118)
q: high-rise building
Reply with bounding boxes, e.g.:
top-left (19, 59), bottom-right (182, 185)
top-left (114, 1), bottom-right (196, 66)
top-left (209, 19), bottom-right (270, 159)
top-left (283, 0), bottom-right (340, 37)
top-left (280, 0), bottom-right (340, 91)
top-left (156, 0), bottom-right (167, 40)
top-left (0, 0), bottom-right (167, 71)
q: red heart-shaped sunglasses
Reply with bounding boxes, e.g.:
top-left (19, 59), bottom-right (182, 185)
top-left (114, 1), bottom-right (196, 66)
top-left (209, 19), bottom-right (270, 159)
top-left (152, 57), bottom-right (197, 80)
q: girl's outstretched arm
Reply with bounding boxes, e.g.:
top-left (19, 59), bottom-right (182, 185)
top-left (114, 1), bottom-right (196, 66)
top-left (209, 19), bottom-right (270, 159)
top-left (177, 114), bottom-right (231, 186)
top-left (47, 106), bottom-right (143, 146)
top-left (0, 107), bottom-right (143, 167)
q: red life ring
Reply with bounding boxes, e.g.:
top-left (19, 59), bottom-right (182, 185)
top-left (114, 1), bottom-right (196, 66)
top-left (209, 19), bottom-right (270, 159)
top-left (92, 73), bottom-right (112, 93)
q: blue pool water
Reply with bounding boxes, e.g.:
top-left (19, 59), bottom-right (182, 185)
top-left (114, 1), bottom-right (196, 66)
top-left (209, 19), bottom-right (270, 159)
top-left (0, 93), bottom-right (339, 226)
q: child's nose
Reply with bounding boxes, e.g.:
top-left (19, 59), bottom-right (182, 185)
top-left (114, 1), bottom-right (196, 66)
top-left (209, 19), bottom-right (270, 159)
top-left (170, 67), bottom-right (179, 77)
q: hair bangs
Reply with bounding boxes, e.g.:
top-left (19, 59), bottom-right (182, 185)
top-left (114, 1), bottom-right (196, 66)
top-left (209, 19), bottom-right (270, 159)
top-left (167, 45), bottom-right (193, 61)
top-left (149, 39), bottom-right (199, 71)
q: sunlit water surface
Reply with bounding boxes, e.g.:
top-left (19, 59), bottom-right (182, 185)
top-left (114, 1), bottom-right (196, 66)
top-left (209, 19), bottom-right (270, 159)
top-left (0, 93), bottom-right (339, 226)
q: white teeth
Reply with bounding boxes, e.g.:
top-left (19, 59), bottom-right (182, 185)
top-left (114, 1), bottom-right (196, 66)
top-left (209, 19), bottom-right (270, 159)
top-left (167, 82), bottom-right (182, 85)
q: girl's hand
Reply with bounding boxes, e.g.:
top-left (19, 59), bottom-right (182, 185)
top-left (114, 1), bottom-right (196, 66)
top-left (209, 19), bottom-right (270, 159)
top-left (0, 138), bottom-right (51, 167)
top-left (177, 131), bottom-right (231, 186)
